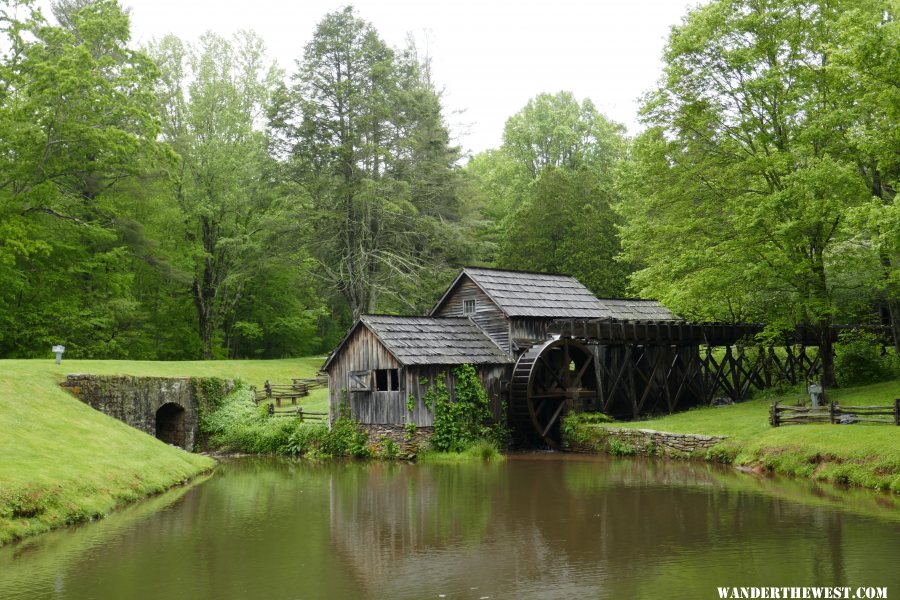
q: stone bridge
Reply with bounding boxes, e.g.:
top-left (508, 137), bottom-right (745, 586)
top-left (61, 375), bottom-right (233, 451)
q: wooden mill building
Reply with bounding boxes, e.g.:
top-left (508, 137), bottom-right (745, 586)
top-left (323, 267), bottom-right (679, 445)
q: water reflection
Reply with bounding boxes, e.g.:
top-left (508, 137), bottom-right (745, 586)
top-left (1, 455), bottom-right (898, 600)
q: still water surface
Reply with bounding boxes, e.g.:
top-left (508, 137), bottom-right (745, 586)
top-left (1, 454), bottom-right (899, 599)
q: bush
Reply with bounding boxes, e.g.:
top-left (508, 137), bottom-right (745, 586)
top-left (834, 330), bottom-right (898, 387)
top-left (202, 383), bottom-right (327, 455)
top-left (313, 415), bottom-right (370, 458)
top-left (429, 364), bottom-right (507, 453)
top-left (606, 438), bottom-right (635, 456)
top-left (281, 423), bottom-right (329, 456)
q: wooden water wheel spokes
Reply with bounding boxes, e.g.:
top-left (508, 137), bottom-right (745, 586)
top-left (511, 337), bottom-right (598, 448)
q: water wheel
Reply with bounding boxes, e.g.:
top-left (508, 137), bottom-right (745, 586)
top-left (510, 337), bottom-right (598, 448)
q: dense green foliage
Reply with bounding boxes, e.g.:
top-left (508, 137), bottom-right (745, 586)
top-left (618, 0), bottom-right (898, 382)
top-left (200, 383), bottom-right (371, 457)
top-left (0, 2), bottom-right (469, 358)
top-left (834, 330), bottom-right (900, 386)
top-left (429, 364), bottom-right (506, 453)
top-left (0, 0), bottom-right (896, 366)
top-left (465, 92), bottom-right (631, 296)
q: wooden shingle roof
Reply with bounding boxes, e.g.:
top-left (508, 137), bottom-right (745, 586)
top-left (322, 315), bottom-right (512, 370)
top-left (594, 298), bottom-right (680, 321)
top-left (442, 267), bottom-right (679, 320)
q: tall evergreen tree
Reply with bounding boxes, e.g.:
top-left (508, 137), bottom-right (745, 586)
top-left (274, 7), bottom-right (464, 319)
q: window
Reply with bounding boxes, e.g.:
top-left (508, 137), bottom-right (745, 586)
top-left (374, 368), bottom-right (399, 392)
top-left (463, 298), bottom-right (476, 315)
top-left (349, 370), bottom-right (372, 392)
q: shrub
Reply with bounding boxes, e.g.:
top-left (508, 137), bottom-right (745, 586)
top-left (560, 412), bottom-right (614, 448)
top-left (606, 438), bottom-right (636, 456)
top-left (201, 383), bottom-right (325, 455)
top-left (281, 423), bottom-right (329, 456)
top-left (376, 436), bottom-right (400, 459)
top-left (429, 364), bottom-right (507, 453)
top-left (314, 416), bottom-right (370, 458)
top-left (834, 330), bottom-right (898, 387)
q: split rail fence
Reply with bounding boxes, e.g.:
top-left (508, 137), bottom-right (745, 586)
top-left (770, 399), bottom-right (900, 426)
top-left (254, 377), bottom-right (328, 406)
top-left (254, 376), bottom-right (329, 421)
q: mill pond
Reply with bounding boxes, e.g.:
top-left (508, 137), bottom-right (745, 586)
top-left (1, 454), bottom-right (898, 600)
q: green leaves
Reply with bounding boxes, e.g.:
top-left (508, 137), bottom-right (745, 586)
top-left (277, 7), bottom-right (466, 319)
top-left (619, 0), bottom-right (897, 382)
top-left (430, 365), bottom-right (503, 453)
top-left (468, 91), bottom-right (629, 295)
top-left (502, 92), bottom-right (625, 178)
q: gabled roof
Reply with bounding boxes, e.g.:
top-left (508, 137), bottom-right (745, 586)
top-left (431, 267), bottom-right (679, 320)
top-left (322, 315), bottom-right (512, 371)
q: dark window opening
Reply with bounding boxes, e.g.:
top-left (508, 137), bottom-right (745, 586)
top-left (463, 298), bottom-right (476, 315)
top-left (375, 368), bottom-right (399, 391)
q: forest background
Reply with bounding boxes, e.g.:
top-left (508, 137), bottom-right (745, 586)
top-left (0, 0), bottom-right (896, 378)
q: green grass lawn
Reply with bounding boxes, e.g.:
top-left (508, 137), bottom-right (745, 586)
top-left (0, 357), bottom-right (328, 546)
top-left (609, 380), bottom-right (900, 491)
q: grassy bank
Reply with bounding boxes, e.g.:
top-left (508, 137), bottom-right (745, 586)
top-left (0, 358), bottom-right (326, 546)
top-left (567, 380), bottom-right (900, 492)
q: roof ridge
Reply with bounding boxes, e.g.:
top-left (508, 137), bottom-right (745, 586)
top-left (464, 266), bottom-right (576, 278)
top-left (361, 314), bottom-right (472, 320)
top-left (595, 297), bottom-right (665, 302)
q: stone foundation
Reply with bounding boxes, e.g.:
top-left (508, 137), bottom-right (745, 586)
top-left (62, 375), bottom-right (233, 452)
top-left (360, 424), bottom-right (434, 457)
top-left (564, 425), bottom-right (727, 458)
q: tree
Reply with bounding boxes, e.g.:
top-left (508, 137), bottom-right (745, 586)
top-left (150, 32), bottom-right (287, 358)
top-left (499, 167), bottom-right (630, 297)
top-left (833, 4), bottom-right (900, 352)
top-left (275, 7), bottom-right (465, 319)
top-left (618, 0), bottom-right (893, 384)
top-left (502, 91), bottom-right (624, 178)
top-left (0, 0), bottom-right (164, 357)
top-left (465, 91), bottom-right (629, 296)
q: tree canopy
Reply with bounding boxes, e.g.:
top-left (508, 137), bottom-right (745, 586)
top-left (0, 0), bottom-right (896, 367)
top-left (618, 0), bottom-right (897, 382)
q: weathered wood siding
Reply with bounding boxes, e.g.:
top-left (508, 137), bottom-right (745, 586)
top-left (433, 276), bottom-right (511, 353)
top-left (407, 364), bottom-right (511, 425)
top-left (326, 324), bottom-right (404, 424)
top-left (326, 325), bottom-right (512, 426)
top-left (509, 317), bottom-right (552, 349)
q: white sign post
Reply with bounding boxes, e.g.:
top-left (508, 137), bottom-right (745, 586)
top-left (807, 382), bottom-right (823, 408)
top-left (52, 345), bottom-right (65, 365)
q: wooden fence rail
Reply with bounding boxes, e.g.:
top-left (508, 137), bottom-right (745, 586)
top-left (266, 404), bottom-right (327, 421)
top-left (770, 399), bottom-right (900, 426)
top-left (254, 377), bottom-right (328, 407)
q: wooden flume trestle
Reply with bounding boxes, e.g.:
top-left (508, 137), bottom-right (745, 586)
top-left (508, 320), bottom-right (892, 445)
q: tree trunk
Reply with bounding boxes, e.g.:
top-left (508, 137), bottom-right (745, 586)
top-left (819, 321), bottom-right (835, 388)
top-left (193, 281), bottom-right (215, 360)
top-left (887, 299), bottom-right (900, 356)
top-left (879, 253), bottom-right (900, 355)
